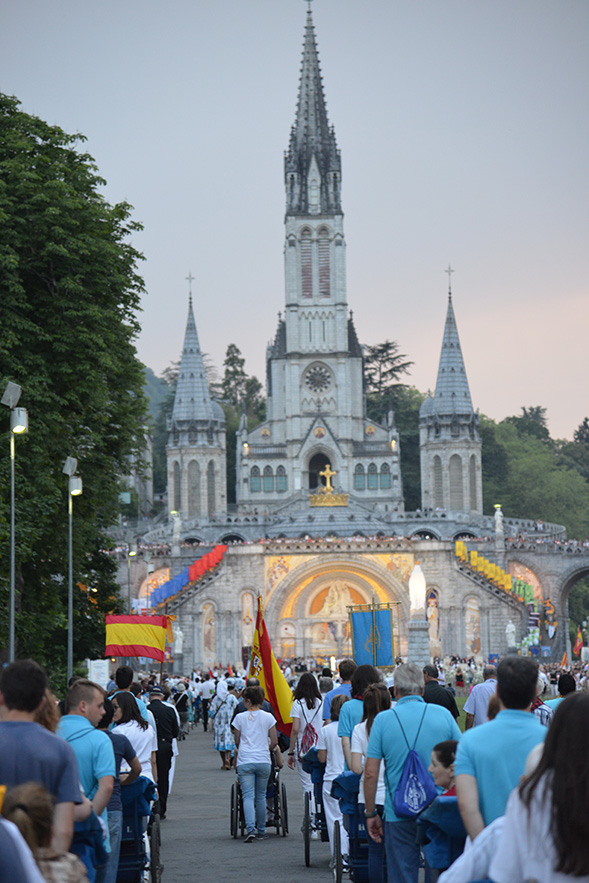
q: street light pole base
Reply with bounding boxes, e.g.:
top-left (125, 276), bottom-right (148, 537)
top-left (408, 620), bottom-right (431, 668)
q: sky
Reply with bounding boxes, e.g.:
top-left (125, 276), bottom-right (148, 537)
top-left (2, 0), bottom-right (588, 440)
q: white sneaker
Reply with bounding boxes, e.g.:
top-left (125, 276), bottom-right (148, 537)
top-left (310, 829), bottom-right (320, 840)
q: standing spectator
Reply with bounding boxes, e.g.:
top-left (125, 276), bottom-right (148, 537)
top-left (455, 656), bottom-right (546, 841)
top-left (58, 680), bottom-right (115, 883)
top-left (544, 672), bottom-right (576, 711)
top-left (173, 683), bottom-right (190, 739)
top-left (146, 687), bottom-right (178, 820)
top-left (338, 665), bottom-right (382, 769)
top-left (317, 694), bottom-right (350, 866)
top-left (350, 683), bottom-right (392, 883)
top-left (199, 675), bottom-right (215, 732)
top-left (454, 667), bottom-right (465, 697)
top-left (322, 659), bottom-right (357, 722)
top-left (463, 665), bottom-right (497, 729)
top-left (209, 679), bottom-right (238, 770)
top-left (531, 676), bottom-right (554, 727)
top-left (111, 667), bottom-right (150, 725)
top-left (287, 673), bottom-right (323, 827)
top-left (0, 659), bottom-right (82, 853)
top-left (97, 698), bottom-right (141, 883)
top-left (364, 663), bottom-right (461, 883)
top-left (423, 665), bottom-right (460, 720)
top-left (111, 694), bottom-right (157, 784)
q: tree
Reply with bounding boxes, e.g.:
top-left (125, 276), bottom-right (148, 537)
top-left (505, 406), bottom-right (550, 441)
top-left (364, 340), bottom-right (413, 424)
top-left (222, 344), bottom-right (248, 407)
top-left (0, 94), bottom-right (147, 676)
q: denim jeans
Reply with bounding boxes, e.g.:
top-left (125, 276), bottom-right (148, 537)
top-left (237, 762), bottom-right (271, 835)
top-left (384, 819), bottom-right (420, 883)
top-left (359, 803), bottom-right (387, 883)
top-left (99, 810), bottom-right (123, 883)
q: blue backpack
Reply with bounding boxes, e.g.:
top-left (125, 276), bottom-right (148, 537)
top-left (392, 705), bottom-right (437, 818)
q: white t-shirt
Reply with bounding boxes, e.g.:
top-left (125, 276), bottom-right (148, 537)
top-left (200, 680), bottom-right (216, 700)
top-left (290, 697), bottom-right (323, 755)
top-left (232, 709), bottom-right (277, 765)
top-left (116, 720), bottom-right (158, 781)
top-left (316, 721), bottom-right (345, 784)
top-left (351, 720), bottom-right (386, 805)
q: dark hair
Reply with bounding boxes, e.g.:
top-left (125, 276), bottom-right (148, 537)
top-left (322, 667), bottom-right (332, 677)
top-left (243, 685), bottom-right (264, 707)
top-left (496, 656), bottom-right (537, 709)
top-left (520, 693), bottom-right (589, 875)
top-left (98, 697), bottom-right (114, 729)
top-left (361, 683), bottom-right (391, 735)
top-left (329, 694), bottom-right (350, 722)
top-left (293, 672), bottom-right (322, 710)
top-left (339, 659), bottom-right (357, 682)
top-left (558, 673), bottom-right (576, 696)
top-left (351, 664), bottom-right (382, 700)
top-left (0, 659), bottom-right (47, 712)
top-left (432, 740), bottom-right (458, 768)
top-left (2, 782), bottom-right (54, 853)
top-left (66, 679), bottom-right (104, 713)
top-left (114, 691), bottom-right (148, 730)
top-left (128, 683), bottom-right (142, 697)
top-left (423, 664), bottom-right (438, 680)
top-left (246, 677), bottom-right (260, 687)
top-left (115, 665), bottom-right (134, 690)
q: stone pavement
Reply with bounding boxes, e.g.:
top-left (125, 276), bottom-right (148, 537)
top-left (160, 725), bottom-right (334, 882)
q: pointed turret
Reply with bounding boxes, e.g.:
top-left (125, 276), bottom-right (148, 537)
top-left (431, 294), bottom-right (474, 416)
top-left (285, 5), bottom-right (341, 215)
top-left (171, 296), bottom-right (214, 423)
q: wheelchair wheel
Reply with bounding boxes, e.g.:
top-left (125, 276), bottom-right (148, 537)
top-left (333, 820), bottom-right (343, 883)
top-left (238, 783), bottom-right (246, 837)
top-left (231, 783), bottom-right (238, 838)
top-left (274, 786), bottom-right (282, 836)
top-left (303, 791), bottom-right (311, 867)
top-left (281, 782), bottom-right (288, 836)
top-left (149, 813), bottom-right (162, 883)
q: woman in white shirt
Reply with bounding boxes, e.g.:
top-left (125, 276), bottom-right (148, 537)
top-left (350, 683), bottom-right (391, 883)
top-left (317, 694), bottom-right (350, 864)
top-left (287, 672), bottom-right (323, 822)
top-left (489, 692), bottom-right (589, 883)
top-left (232, 685), bottom-right (280, 843)
top-left (112, 692), bottom-right (158, 784)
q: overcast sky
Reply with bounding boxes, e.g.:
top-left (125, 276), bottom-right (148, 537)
top-left (2, 0), bottom-right (588, 439)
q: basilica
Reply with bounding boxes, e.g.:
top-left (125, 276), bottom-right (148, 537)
top-left (139, 7), bottom-right (545, 669)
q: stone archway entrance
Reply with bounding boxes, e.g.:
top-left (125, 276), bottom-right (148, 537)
top-left (308, 453), bottom-right (331, 491)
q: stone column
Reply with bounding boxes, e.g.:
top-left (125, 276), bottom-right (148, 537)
top-left (192, 611), bottom-right (202, 669)
top-left (408, 620), bottom-right (431, 668)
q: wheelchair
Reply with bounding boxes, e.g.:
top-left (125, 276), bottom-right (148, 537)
top-left (301, 748), bottom-right (329, 867)
top-left (117, 776), bottom-right (163, 883)
top-left (230, 758), bottom-right (288, 838)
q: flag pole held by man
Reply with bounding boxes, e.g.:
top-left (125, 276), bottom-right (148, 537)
top-left (248, 596), bottom-right (293, 736)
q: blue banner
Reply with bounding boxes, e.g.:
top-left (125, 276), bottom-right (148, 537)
top-left (350, 609), bottom-right (394, 666)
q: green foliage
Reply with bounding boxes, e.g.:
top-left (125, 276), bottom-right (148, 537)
top-left (391, 386), bottom-right (425, 511)
top-left (364, 340), bottom-right (413, 424)
top-left (222, 343), bottom-right (248, 407)
top-left (0, 93), bottom-right (147, 666)
top-left (143, 365), bottom-right (169, 423)
top-left (504, 405), bottom-right (550, 441)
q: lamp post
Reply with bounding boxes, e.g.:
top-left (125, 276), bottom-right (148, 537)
top-left (127, 544), bottom-right (137, 613)
top-left (2, 382), bottom-right (29, 662)
top-left (63, 458), bottom-right (82, 683)
top-left (408, 561), bottom-right (430, 667)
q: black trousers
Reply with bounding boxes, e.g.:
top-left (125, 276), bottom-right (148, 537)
top-left (156, 741), bottom-right (173, 816)
top-left (201, 698), bottom-right (210, 731)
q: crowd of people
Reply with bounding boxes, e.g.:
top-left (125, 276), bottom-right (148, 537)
top-left (2, 652), bottom-right (589, 882)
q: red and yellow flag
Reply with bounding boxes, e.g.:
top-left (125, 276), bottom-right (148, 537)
top-left (248, 596), bottom-right (293, 736)
top-left (574, 628), bottom-right (584, 657)
top-left (560, 650), bottom-right (568, 669)
top-left (105, 614), bottom-right (174, 662)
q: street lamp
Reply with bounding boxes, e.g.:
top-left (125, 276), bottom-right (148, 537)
top-left (2, 382), bottom-right (29, 662)
top-left (63, 458), bottom-right (82, 683)
top-left (127, 544), bottom-right (137, 613)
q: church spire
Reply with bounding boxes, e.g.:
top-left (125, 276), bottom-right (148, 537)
top-left (285, 4), bottom-right (341, 215)
top-left (432, 290), bottom-right (474, 415)
top-left (171, 294), bottom-right (214, 423)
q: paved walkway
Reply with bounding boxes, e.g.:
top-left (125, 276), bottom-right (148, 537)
top-left (160, 725), bottom-right (333, 882)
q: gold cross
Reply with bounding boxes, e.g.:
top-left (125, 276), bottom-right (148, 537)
top-left (319, 464), bottom-right (336, 492)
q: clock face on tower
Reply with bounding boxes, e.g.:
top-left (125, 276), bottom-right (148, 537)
top-left (304, 364), bottom-right (331, 394)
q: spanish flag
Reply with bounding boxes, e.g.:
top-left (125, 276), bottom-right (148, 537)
top-left (248, 596), bottom-right (293, 737)
top-left (574, 627), bottom-right (584, 657)
top-left (560, 651), bottom-right (568, 669)
top-left (105, 614), bottom-right (174, 662)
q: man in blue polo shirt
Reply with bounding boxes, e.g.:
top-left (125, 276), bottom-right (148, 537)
top-left (322, 659), bottom-right (356, 721)
top-left (364, 663), bottom-right (461, 883)
top-left (455, 655), bottom-right (546, 841)
top-left (337, 664), bottom-right (381, 768)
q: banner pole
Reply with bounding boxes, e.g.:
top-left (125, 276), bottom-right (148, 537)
top-left (372, 596), bottom-right (376, 666)
top-left (160, 603), bottom-right (168, 684)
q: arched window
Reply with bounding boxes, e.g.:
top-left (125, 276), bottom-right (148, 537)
top-left (250, 466), bottom-right (261, 493)
top-left (367, 463), bottom-right (378, 490)
top-left (449, 454), bottom-right (463, 511)
top-left (276, 465), bottom-right (287, 493)
top-left (263, 465), bottom-right (274, 493)
top-left (300, 230), bottom-right (312, 297)
top-left (173, 461), bottom-right (181, 511)
top-left (318, 229), bottom-right (330, 297)
top-left (433, 455), bottom-right (443, 508)
top-left (188, 460), bottom-right (200, 518)
top-left (469, 455), bottom-right (477, 510)
top-left (207, 461), bottom-right (215, 516)
top-left (380, 463), bottom-right (392, 489)
top-left (354, 463), bottom-right (365, 490)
